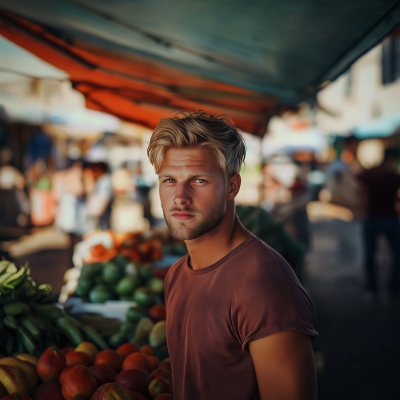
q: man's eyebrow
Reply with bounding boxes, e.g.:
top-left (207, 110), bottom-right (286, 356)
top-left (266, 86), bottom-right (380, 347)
top-left (158, 173), bottom-right (214, 179)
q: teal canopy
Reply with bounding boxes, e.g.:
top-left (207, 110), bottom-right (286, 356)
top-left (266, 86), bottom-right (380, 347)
top-left (0, 0), bottom-right (399, 134)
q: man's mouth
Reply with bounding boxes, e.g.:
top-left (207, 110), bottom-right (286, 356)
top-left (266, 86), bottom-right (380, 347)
top-left (171, 211), bottom-right (195, 221)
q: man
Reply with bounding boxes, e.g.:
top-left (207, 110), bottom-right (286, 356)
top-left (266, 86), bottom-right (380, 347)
top-left (147, 111), bottom-right (318, 400)
top-left (359, 148), bottom-right (400, 297)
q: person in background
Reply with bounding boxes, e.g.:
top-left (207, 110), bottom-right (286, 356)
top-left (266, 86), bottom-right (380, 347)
top-left (132, 161), bottom-right (153, 224)
top-left (53, 161), bottom-right (86, 234)
top-left (112, 163), bottom-right (133, 195)
top-left (84, 161), bottom-right (113, 231)
top-left (0, 147), bottom-right (25, 190)
top-left (0, 147), bottom-right (29, 226)
top-left (359, 148), bottom-right (400, 298)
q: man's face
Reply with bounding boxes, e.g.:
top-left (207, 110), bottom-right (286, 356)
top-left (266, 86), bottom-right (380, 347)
top-left (159, 147), bottom-right (228, 241)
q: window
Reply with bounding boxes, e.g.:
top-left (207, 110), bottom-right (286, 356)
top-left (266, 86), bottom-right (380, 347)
top-left (382, 36), bottom-right (400, 84)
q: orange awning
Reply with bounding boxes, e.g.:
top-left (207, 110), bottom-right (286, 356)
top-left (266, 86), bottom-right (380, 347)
top-left (1, 0), bottom-right (400, 136)
top-left (0, 10), bottom-right (275, 135)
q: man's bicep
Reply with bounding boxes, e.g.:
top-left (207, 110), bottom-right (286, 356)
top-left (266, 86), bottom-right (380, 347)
top-left (249, 330), bottom-right (317, 400)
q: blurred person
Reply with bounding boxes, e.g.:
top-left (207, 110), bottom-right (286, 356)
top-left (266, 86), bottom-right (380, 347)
top-left (111, 163), bottom-right (133, 195)
top-left (147, 111), bottom-right (318, 400)
top-left (359, 148), bottom-right (400, 297)
top-left (25, 131), bottom-right (53, 187)
top-left (325, 156), bottom-right (366, 219)
top-left (132, 161), bottom-right (153, 223)
top-left (0, 147), bottom-right (29, 226)
top-left (84, 161), bottom-right (113, 231)
top-left (53, 161), bottom-right (86, 234)
top-left (289, 174), bottom-right (311, 248)
top-left (0, 147), bottom-right (25, 190)
top-left (27, 157), bottom-right (56, 227)
top-left (26, 131), bottom-right (53, 168)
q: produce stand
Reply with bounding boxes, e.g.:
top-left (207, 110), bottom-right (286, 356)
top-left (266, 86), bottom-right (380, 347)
top-left (0, 226), bottom-right (174, 399)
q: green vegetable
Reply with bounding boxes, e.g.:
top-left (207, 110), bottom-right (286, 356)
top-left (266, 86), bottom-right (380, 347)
top-left (81, 263), bottom-right (103, 279)
top-left (134, 317), bottom-right (154, 337)
top-left (108, 333), bottom-right (126, 349)
top-left (56, 317), bottom-right (85, 347)
top-left (147, 278), bottom-right (164, 294)
top-left (116, 277), bottom-right (137, 296)
top-left (18, 326), bottom-right (38, 354)
top-left (19, 314), bottom-right (41, 340)
top-left (82, 325), bottom-right (109, 350)
top-left (138, 265), bottom-right (153, 282)
top-left (126, 305), bottom-right (146, 323)
top-left (133, 287), bottom-right (157, 308)
top-left (30, 303), bottom-right (62, 320)
top-left (4, 302), bottom-right (30, 316)
top-left (102, 262), bottom-right (122, 284)
top-left (75, 277), bottom-right (93, 297)
top-left (120, 322), bottom-right (136, 338)
top-left (4, 315), bottom-right (19, 329)
top-left (149, 321), bottom-right (167, 348)
top-left (89, 284), bottom-right (114, 304)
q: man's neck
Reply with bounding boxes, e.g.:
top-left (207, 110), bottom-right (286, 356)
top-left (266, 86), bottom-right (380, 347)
top-left (184, 201), bottom-right (253, 270)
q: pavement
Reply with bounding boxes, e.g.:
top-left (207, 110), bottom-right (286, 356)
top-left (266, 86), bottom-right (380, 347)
top-left (304, 220), bottom-right (400, 400)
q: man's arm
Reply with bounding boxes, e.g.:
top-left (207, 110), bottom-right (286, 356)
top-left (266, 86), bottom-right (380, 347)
top-left (249, 330), bottom-right (317, 400)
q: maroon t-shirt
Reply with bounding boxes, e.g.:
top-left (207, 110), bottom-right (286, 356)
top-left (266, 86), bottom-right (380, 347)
top-left (164, 236), bottom-right (318, 400)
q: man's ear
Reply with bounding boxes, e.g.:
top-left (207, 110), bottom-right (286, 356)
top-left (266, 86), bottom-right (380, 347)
top-left (227, 173), bottom-right (241, 201)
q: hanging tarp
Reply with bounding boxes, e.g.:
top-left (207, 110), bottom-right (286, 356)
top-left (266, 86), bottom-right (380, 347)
top-left (0, 0), bottom-right (399, 135)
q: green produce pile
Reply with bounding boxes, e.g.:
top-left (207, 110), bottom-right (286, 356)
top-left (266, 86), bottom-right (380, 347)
top-left (0, 260), bottom-right (108, 357)
top-left (75, 256), bottom-right (165, 306)
top-left (97, 303), bottom-right (168, 360)
top-left (100, 316), bottom-right (168, 361)
top-left (75, 256), bottom-right (169, 357)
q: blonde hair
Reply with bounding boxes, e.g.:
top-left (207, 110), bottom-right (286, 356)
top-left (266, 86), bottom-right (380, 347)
top-left (147, 111), bottom-right (246, 179)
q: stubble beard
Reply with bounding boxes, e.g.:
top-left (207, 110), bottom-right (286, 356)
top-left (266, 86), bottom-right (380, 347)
top-left (163, 191), bottom-right (228, 241)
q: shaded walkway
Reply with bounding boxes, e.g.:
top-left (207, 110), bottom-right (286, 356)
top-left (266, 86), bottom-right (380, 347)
top-left (304, 220), bottom-right (400, 400)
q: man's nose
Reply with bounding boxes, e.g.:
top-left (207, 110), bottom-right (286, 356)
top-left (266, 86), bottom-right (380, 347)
top-left (174, 182), bottom-right (192, 206)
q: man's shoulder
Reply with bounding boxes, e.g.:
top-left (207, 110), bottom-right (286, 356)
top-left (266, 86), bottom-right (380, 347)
top-left (228, 237), bottom-right (318, 345)
top-left (234, 236), bottom-right (290, 272)
top-left (228, 237), bottom-right (304, 297)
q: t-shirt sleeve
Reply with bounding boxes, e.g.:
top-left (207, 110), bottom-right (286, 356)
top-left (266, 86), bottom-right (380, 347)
top-left (230, 242), bottom-right (318, 353)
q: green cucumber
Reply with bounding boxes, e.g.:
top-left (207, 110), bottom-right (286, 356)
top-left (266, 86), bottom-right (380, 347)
top-left (56, 317), bottom-right (85, 347)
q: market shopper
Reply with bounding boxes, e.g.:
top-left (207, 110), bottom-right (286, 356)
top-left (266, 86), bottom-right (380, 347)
top-left (359, 148), bottom-right (400, 297)
top-left (147, 111), bottom-right (318, 400)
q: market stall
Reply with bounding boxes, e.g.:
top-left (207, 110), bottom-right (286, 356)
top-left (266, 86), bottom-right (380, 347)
top-left (1, 2), bottom-right (400, 398)
top-left (0, 249), bottom-right (172, 399)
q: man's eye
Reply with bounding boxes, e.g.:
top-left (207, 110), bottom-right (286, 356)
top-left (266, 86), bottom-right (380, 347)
top-left (195, 179), bottom-right (206, 183)
top-left (165, 179), bottom-right (175, 183)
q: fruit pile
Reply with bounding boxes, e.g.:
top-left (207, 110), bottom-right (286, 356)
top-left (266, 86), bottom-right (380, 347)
top-left (100, 308), bottom-right (167, 357)
top-left (76, 231), bottom-right (163, 267)
top-left (0, 340), bottom-right (172, 399)
top-left (75, 257), bottom-right (167, 305)
top-left (0, 260), bottom-right (108, 356)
